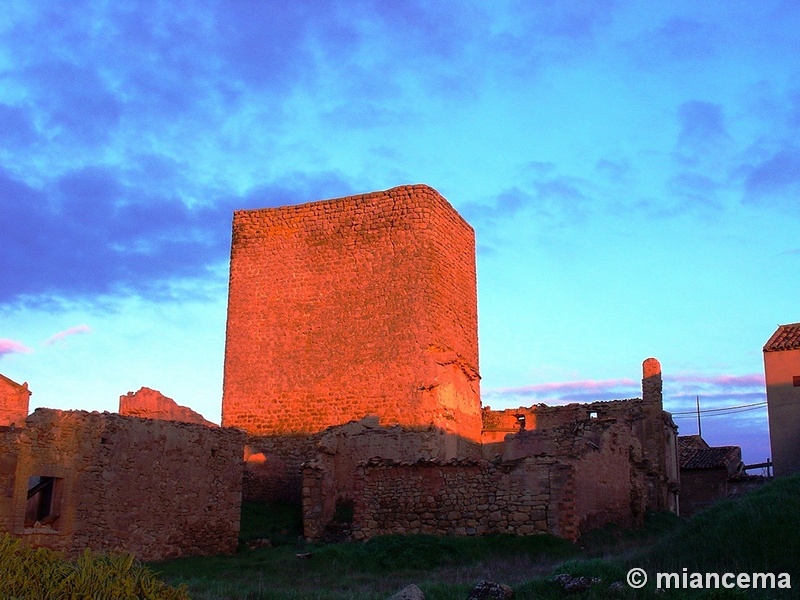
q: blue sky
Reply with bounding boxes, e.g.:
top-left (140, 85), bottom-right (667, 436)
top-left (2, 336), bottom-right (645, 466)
top-left (1, 1), bottom-right (798, 465)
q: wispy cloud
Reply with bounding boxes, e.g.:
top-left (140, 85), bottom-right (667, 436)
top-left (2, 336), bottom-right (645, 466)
top-left (461, 171), bottom-right (595, 232)
top-left (668, 373), bottom-right (765, 388)
top-left (0, 339), bottom-right (32, 357)
top-left (484, 378), bottom-right (639, 406)
top-left (483, 373), bottom-right (766, 410)
top-left (742, 146), bottom-right (800, 206)
top-left (43, 324), bottom-right (93, 347)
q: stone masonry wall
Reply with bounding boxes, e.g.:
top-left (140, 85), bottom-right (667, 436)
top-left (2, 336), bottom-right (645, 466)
top-left (481, 359), bottom-right (678, 514)
top-left (222, 184), bottom-right (481, 442)
top-left (244, 418), bottom-right (482, 503)
top-left (0, 409), bottom-right (244, 561)
top-left (344, 458), bottom-right (577, 540)
top-left (304, 417), bottom-right (649, 542)
top-left (0, 374), bottom-right (30, 428)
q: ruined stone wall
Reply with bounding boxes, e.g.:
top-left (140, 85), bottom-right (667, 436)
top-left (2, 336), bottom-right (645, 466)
top-left (244, 418), bottom-right (482, 503)
top-left (481, 359), bottom-right (678, 513)
top-left (316, 418), bottom-right (481, 501)
top-left (304, 417), bottom-right (649, 541)
top-left (0, 375), bottom-right (30, 428)
top-left (346, 458), bottom-right (575, 540)
top-left (222, 184), bottom-right (481, 441)
top-left (0, 428), bottom-right (19, 533)
top-left (119, 387), bottom-right (217, 427)
top-left (0, 409), bottom-right (244, 561)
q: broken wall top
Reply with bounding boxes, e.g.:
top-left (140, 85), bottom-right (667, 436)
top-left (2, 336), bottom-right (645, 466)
top-left (0, 373), bottom-right (30, 428)
top-left (119, 387), bottom-right (216, 427)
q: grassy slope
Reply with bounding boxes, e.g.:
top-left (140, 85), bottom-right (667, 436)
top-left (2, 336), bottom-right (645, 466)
top-left (151, 476), bottom-right (800, 600)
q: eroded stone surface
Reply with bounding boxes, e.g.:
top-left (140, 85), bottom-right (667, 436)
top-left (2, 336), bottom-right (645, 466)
top-left (0, 374), bottom-right (30, 428)
top-left (222, 185), bottom-right (481, 441)
top-left (0, 408), bottom-right (243, 561)
top-left (119, 387), bottom-right (216, 427)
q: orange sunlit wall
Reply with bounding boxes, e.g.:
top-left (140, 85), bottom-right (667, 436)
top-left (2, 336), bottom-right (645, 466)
top-left (763, 336), bottom-right (800, 477)
top-left (0, 375), bottom-right (30, 428)
top-left (221, 185), bottom-right (482, 441)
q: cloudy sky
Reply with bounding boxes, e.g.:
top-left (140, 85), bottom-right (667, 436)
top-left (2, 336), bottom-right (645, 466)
top-left (2, 1), bottom-right (797, 464)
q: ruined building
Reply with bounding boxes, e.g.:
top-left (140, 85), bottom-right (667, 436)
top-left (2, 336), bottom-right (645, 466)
top-left (0, 377), bottom-right (243, 561)
top-left (1, 184), bottom-right (680, 557)
top-left (222, 184), bottom-right (679, 540)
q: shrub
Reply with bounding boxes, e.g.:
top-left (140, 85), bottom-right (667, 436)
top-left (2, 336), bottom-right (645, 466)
top-left (0, 533), bottom-right (189, 600)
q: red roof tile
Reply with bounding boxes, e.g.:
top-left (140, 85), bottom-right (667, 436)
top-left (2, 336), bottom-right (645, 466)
top-left (764, 323), bottom-right (800, 352)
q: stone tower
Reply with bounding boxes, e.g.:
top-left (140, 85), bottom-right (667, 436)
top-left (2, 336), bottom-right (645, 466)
top-left (222, 185), bottom-right (482, 442)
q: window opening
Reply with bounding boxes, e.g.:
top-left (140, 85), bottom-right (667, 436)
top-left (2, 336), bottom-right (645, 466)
top-left (514, 414), bottom-right (526, 431)
top-left (25, 476), bottom-right (61, 528)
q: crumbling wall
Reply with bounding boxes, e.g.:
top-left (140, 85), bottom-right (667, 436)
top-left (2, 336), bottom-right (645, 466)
top-left (305, 416), bottom-right (648, 541)
top-left (316, 417), bottom-right (481, 501)
top-left (481, 359), bottom-right (679, 514)
top-left (0, 375), bottom-right (30, 428)
top-left (341, 458), bottom-right (577, 540)
top-left (0, 430), bottom-right (18, 533)
top-left (119, 387), bottom-right (216, 427)
top-left (245, 418), bottom-right (482, 503)
top-left (0, 409), bottom-right (244, 561)
top-left (222, 185), bottom-right (481, 441)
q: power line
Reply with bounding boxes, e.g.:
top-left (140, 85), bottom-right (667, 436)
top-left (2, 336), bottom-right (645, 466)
top-left (671, 404), bottom-right (766, 419)
top-left (670, 401), bottom-right (766, 416)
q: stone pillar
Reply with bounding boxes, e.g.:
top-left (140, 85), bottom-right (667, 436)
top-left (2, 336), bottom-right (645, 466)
top-left (641, 357), bottom-right (672, 511)
top-left (642, 357), bottom-right (662, 405)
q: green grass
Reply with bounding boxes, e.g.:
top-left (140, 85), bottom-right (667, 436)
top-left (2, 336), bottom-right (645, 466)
top-left (238, 501), bottom-right (304, 546)
top-left (146, 475), bottom-right (799, 599)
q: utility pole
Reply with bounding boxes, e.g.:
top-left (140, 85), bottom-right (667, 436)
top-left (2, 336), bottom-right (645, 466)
top-left (696, 395), bottom-right (702, 437)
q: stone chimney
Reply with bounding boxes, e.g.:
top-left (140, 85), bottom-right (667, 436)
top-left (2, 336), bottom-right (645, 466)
top-left (642, 357), bottom-right (662, 406)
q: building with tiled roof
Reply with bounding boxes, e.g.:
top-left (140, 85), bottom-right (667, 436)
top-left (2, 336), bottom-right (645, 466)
top-left (763, 323), bottom-right (800, 477)
top-left (763, 322), bottom-right (800, 352)
top-left (677, 435), bottom-right (743, 516)
top-left (678, 436), bottom-right (742, 473)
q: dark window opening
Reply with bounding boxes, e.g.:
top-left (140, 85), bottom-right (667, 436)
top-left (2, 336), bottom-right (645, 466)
top-left (514, 414), bottom-right (526, 431)
top-left (793, 376), bottom-right (800, 387)
top-left (25, 476), bottom-right (61, 528)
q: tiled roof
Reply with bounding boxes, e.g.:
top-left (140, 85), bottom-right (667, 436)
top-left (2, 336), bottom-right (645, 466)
top-left (764, 322), bottom-right (800, 352)
top-left (680, 445), bottom-right (742, 471)
top-left (678, 435), bottom-right (708, 454)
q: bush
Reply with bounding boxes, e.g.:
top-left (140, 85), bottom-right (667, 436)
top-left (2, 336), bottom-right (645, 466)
top-left (0, 533), bottom-right (189, 600)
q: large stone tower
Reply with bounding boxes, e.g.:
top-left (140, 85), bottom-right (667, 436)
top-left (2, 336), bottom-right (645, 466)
top-left (221, 185), bottom-right (482, 442)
